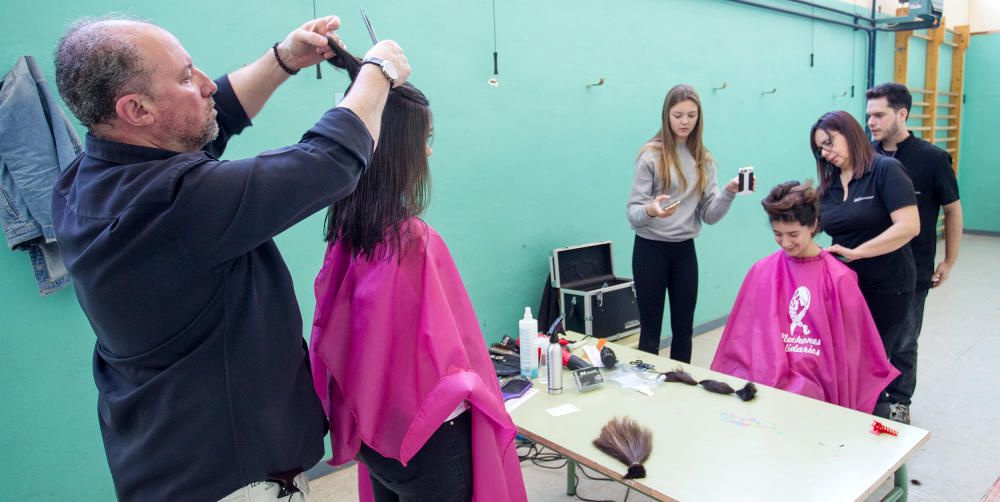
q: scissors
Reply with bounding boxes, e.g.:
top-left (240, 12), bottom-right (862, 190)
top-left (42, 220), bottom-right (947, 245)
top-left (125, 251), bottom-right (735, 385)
top-left (630, 360), bottom-right (656, 372)
top-left (360, 7), bottom-right (379, 44)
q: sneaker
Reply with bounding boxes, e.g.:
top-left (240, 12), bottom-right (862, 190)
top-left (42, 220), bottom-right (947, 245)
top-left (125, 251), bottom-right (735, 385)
top-left (887, 403), bottom-right (910, 425)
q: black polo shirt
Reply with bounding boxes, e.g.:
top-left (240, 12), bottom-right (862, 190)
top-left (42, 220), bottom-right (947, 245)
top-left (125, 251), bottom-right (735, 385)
top-left (819, 155), bottom-right (917, 294)
top-left (874, 133), bottom-right (959, 289)
top-left (52, 76), bottom-right (373, 501)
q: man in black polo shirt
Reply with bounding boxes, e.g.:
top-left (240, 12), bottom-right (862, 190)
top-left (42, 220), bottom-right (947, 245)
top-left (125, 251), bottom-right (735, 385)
top-left (866, 82), bottom-right (963, 424)
top-left (51, 15), bottom-right (409, 501)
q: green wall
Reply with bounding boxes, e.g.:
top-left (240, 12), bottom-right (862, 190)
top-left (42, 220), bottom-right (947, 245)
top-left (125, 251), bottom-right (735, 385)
top-left (1, 0), bottom-right (895, 499)
top-left (958, 33), bottom-right (1000, 232)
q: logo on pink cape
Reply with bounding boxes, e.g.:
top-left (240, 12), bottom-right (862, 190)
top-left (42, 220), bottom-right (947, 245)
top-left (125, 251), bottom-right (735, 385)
top-left (781, 286), bottom-right (821, 356)
top-left (789, 286), bottom-right (812, 336)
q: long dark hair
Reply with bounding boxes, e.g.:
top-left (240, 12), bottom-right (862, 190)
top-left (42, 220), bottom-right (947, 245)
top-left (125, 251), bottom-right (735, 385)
top-left (761, 180), bottom-right (821, 235)
top-left (809, 111), bottom-right (874, 195)
top-left (637, 84), bottom-right (710, 194)
top-left (323, 41), bottom-right (431, 260)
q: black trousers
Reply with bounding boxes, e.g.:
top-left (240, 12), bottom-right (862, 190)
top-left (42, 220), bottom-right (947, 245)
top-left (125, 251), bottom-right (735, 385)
top-left (632, 236), bottom-right (698, 363)
top-left (892, 287), bottom-right (929, 404)
top-left (356, 411), bottom-right (473, 502)
top-left (861, 288), bottom-right (915, 405)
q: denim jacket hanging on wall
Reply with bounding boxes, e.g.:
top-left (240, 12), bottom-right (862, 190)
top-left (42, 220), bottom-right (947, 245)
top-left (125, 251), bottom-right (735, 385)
top-left (0, 55), bottom-right (82, 294)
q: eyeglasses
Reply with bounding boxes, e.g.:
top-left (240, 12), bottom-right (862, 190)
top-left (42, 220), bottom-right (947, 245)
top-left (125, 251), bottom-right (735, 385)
top-left (816, 137), bottom-right (836, 152)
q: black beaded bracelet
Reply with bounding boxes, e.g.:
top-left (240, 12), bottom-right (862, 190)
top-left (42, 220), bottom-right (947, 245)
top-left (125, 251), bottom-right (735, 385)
top-left (271, 42), bottom-right (299, 76)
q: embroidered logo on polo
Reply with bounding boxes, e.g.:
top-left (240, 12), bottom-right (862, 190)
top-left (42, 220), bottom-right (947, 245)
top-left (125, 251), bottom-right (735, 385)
top-left (781, 286), bottom-right (821, 356)
top-left (853, 195), bottom-right (875, 202)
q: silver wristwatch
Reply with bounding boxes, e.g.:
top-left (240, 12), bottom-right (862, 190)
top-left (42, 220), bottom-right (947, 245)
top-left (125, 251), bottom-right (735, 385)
top-left (360, 56), bottom-right (398, 86)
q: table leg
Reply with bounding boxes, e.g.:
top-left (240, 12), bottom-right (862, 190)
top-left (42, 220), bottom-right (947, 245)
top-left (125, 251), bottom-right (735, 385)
top-left (881, 464), bottom-right (908, 502)
top-left (566, 459), bottom-right (577, 496)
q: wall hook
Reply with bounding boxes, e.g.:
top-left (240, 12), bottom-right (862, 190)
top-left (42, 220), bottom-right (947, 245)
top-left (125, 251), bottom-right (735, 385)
top-left (586, 77), bottom-right (605, 88)
top-left (761, 88), bottom-right (777, 96)
top-left (712, 82), bottom-right (728, 91)
top-left (833, 90), bottom-right (848, 98)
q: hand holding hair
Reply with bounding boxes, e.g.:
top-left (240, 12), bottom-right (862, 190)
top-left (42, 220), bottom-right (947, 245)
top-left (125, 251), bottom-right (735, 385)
top-left (325, 38), bottom-right (410, 89)
top-left (324, 37), bottom-right (420, 145)
top-left (364, 41), bottom-right (411, 87)
top-left (277, 16), bottom-right (343, 71)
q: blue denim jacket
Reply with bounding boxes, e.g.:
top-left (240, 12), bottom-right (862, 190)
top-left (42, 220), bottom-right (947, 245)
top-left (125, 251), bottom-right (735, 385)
top-left (0, 55), bottom-right (81, 294)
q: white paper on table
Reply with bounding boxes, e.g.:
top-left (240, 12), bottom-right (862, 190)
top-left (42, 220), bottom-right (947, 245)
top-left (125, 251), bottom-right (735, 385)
top-left (504, 388), bottom-right (540, 413)
top-left (545, 404), bottom-right (581, 417)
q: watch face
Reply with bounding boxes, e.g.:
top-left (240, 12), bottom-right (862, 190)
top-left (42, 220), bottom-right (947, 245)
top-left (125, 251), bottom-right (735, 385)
top-left (381, 60), bottom-right (399, 81)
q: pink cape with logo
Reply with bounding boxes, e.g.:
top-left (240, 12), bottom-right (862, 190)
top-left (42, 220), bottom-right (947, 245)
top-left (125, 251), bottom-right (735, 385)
top-left (309, 219), bottom-right (526, 502)
top-left (710, 250), bottom-right (899, 413)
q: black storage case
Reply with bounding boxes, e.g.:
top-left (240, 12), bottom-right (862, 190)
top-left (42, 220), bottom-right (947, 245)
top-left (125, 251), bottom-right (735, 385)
top-left (549, 241), bottom-right (640, 340)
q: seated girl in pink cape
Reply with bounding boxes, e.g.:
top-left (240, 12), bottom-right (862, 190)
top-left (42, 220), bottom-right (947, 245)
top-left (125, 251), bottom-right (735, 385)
top-left (710, 181), bottom-right (899, 413)
top-left (308, 46), bottom-right (527, 502)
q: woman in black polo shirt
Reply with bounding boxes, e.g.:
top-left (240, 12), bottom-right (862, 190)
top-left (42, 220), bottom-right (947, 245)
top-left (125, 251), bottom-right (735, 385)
top-left (809, 110), bottom-right (920, 422)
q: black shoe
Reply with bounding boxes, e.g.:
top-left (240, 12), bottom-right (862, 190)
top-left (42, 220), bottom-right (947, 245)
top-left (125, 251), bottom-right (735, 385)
top-left (887, 403), bottom-right (911, 425)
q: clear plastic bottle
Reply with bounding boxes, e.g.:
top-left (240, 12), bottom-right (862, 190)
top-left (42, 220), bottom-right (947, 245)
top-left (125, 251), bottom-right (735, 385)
top-left (519, 307), bottom-right (538, 379)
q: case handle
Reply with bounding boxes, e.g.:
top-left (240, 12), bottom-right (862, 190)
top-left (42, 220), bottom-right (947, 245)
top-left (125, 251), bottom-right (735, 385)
top-left (567, 296), bottom-right (578, 318)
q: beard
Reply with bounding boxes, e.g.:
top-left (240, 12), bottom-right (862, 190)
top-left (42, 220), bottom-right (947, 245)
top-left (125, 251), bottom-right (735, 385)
top-left (880, 117), bottom-right (906, 141)
top-left (178, 113), bottom-right (219, 152)
top-left (882, 120), bottom-right (901, 142)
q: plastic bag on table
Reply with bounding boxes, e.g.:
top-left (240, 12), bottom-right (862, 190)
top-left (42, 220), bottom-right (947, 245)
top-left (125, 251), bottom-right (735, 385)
top-left (603, 362), bottom-right (664, 396)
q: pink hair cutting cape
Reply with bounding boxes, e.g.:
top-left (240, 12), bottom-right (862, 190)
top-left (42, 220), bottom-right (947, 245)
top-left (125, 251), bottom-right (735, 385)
top-left (710, 250), bottom-right (899, 413)
top-left (309, 219), bottom-right (527, 502)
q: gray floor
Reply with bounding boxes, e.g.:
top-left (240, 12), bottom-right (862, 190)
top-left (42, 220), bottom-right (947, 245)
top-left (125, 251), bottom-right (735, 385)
top-left (311, 234), bottom-right (1000, 502)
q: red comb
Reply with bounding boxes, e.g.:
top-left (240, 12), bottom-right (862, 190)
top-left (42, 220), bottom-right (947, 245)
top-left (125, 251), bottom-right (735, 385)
top-left (870, 420), bottom-right (898, 437)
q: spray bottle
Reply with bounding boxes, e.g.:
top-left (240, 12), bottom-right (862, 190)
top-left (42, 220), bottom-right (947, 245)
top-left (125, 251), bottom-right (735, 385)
top-left (519, 307), bottom-right (538, 379)
top-left (546, 330), bottom-right (563, 394)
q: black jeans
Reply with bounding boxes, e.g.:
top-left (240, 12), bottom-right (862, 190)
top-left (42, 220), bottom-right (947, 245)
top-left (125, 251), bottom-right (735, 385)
top-left (892, 287), bottom-right (929, 404)
top-left (356, 411), bottom-right (473, 502)
top-left (632, 236), bottom-right (698, 363)
top-left (862, 288), bottom-right (915, 405)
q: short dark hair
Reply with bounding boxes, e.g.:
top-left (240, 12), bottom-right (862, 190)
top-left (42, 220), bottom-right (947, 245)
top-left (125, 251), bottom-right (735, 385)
top-left (762, 181), bottom-right (820, 234)
top-left (865, 82), bottom-right (912, 113)
top-left (54, 16), bottom-right (153, 129)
